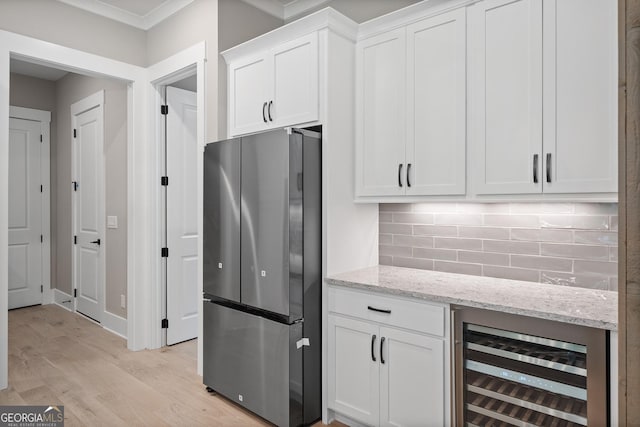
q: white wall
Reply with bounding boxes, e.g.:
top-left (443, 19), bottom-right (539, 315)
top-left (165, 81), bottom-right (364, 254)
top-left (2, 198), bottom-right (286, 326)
top-left (0, 0), bottom-right (147, 66)
top-left (147, 0), bottom-right (218, 139)
top-left (287, 0), bottom-right (421, 23)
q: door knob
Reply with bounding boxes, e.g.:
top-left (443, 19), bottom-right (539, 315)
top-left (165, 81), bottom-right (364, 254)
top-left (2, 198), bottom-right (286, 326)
top-left (90, 239), bottom-right (101, 245)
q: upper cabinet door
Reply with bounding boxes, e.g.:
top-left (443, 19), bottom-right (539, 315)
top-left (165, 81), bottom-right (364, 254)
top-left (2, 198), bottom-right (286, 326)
top-left (542, 0), bottom-right (618, 194)
top-left (356, 29), bottom-right (407, 197)
top-left (471, 0), bottom-right (543, 195)
top-left (406, 9), bottom-right (467, 196)
top-left (271, 33), bottom-right (319, 128)
top-left (228, 55), bottom-right (269, 136)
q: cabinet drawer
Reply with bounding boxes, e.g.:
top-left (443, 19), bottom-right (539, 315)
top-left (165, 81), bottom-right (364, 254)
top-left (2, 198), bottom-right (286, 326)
top-left (328, 287), bottom-right (446, 337)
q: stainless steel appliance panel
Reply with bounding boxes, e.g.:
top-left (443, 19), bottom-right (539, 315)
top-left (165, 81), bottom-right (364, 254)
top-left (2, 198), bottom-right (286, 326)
top-left (203, 140), bottom-right (241, 302)
top-left (203, 302), bottom-right (303, 427)
top-left (240, 130), bottom-right (293, 316)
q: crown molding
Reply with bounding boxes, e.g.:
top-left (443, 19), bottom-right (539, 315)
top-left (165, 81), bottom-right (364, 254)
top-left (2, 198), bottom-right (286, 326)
top-left (55, 0), bottom-right (194, 30)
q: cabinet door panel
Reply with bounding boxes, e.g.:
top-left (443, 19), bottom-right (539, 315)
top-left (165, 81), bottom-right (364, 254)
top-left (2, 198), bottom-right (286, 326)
top-left (379, 327), bottom-right (445, 427)
top-left (271, 33), bottom-right (319, 128)
top-left (356, 29), bottom-right (407, 197)
top-left (406, 9), bottom-right (466, 196)
top-left (328, 315), bottom-right (379, 426)
top-left (542, 0), bottom-right (617, 194)
top-left (228, 55), bottom-right (268, 136)
top-left (471, 0), bottom-right (543, 195)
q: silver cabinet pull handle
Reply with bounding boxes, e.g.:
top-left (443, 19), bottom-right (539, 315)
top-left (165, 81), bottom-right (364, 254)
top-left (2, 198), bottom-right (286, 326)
top-left (546, 153), bottom-right (552, 183)
top-left (371, 334), bottom-right (377, 362)
top-left (268, 101), bottom-right (273, 121)
top-left (533, 154), bottom-right (539, 183)
top-left (262, 102), bottom-right (267, 123)
top-left (407, 163), bottom-right (412, 188)
top-left (398, 164), bottom-right (403, 188)
top-left (380, 337), bottom-right (386, 364)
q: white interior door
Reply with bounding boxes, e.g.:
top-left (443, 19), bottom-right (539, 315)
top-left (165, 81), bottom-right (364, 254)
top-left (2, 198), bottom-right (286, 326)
top-left (72, 92), bottom-right (105, 323)
top-left (8, 117), bottom-right (42, 309)
top-left (166, 85), bottom-right (198, 345)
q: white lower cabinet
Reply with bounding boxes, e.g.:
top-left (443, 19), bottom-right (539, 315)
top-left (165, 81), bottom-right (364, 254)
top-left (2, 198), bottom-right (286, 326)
top-left (328, 287), bottom-right (449, 426)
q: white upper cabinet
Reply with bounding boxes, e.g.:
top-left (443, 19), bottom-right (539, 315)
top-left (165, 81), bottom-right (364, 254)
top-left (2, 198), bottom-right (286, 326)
top-left (356, 8), bottom-right (467, 199)
top-left (471, 0), bottom-right (617, 196)
top-left (470, 0), bottom-right (543, 195)
top-left (356, 29), bottom-right (407, 197)
top-left (542, 0), bottom-right (618, 194)
top-left (406, 8), bottom-right (466, 196)
top-left (227, 33), bottom-right (319, 137)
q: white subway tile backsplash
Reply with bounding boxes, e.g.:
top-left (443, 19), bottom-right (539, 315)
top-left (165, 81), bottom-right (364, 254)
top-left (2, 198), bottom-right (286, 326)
top-left (511, 255), bottom-right (573, 272)
top-left (435, 213), bottom-right (483, 226)
top-left (540, 243), bottom-right (609, 261)
top-left (393, 235), bottom-right (434, 248)
top-left (380, 245), bottom-right (412, 257)
top-left (483, 240), bottom-right (540, 255)
top-left (510, 228), bottom-right (573, 243)
top-left (379, 223), bottom-right (412, 235)
top-left (413, 247), bottom-right (458, 261)
top-left (393, 213), bottom-right (434, 224)
top-left (435, 261), bottom-right (483, 275)
top-left (434, 237), bottom-right (482, 250)
top-left (484, 214), bottom-right (540, 228)
top-left (393, 257), bottom-right (434, 270)
top-left (459, 226), bottom-right (510, 240)
top-left (378, 203), bottom-right (618, 291)
top-left (413, 225), bottom-right (458, 237)
top-left (574, 231), bottom-right (618, 246)
top-left (539, 215), bottom-right (609, 230)
top-left (459, 251), bottom-right (509, 266)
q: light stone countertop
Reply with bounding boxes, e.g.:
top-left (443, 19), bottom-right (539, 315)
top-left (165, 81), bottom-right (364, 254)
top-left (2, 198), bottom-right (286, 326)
top-left (326, 265), bottom-right (618, 331)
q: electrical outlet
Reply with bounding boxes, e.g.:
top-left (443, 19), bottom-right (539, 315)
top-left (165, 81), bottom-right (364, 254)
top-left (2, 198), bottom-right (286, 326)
top-left (121, 294), bottom-right (126, 308)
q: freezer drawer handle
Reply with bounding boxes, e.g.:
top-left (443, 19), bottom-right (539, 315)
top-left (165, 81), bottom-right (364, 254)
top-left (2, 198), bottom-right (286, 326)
top-left (371, 335), bottom-right (377, 362)
top-left (380, 337), bottom-right (386, 364)
top-left (368, 306), bottom-right (391, 314)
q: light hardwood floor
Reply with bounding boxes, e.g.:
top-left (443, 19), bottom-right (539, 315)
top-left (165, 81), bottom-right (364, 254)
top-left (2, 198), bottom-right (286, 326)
top-left (0, 304), bottom-right (342, 427)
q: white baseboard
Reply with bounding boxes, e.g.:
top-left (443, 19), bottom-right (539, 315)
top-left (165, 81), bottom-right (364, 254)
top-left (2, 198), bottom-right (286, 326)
top-left (102, 311), bottom-right (127, 339)
top-left (53, 289), bottom-right (73, 312)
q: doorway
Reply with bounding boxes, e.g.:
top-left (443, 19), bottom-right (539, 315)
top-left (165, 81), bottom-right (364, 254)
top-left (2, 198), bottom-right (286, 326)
top-left (8, 107), bottom-right (51, 310)
top-left (162, 75), bottom-right (199, 346)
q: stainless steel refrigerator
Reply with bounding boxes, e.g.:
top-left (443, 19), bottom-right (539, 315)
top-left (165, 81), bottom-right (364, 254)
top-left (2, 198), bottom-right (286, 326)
top-left (203, 128), bottom-right (321, 427)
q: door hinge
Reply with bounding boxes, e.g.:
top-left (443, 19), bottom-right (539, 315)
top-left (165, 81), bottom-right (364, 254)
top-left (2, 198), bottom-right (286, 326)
top-left (40, 134), bottom-right (43, 143)
top-left (161, 318), bottom-right (169, 329)
top-left (161, 176), bottom-right (169, 186)
top-left (40, 285), bottom-right (43, 293)
top-left (40, 185), bottom-right (43, 193)
top-left (74, 289), bottom-right (77, 298)
top-left (161, 105), bottom-right (168, 115)
top-left (40, 235), bottom-right (43, 243)
top-left (73, 129), bottom-right (77, 138)
top-left (74, 235), bottom-right (77, 245)
top-left (161, 247), bottom-right (169, 258)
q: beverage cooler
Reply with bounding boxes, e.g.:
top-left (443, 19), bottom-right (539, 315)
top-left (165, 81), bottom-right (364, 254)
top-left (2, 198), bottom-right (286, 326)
top-left (454, 307), bottom-right (609, 426)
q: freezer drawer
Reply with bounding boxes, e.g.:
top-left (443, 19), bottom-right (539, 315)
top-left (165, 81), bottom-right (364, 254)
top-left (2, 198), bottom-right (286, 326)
top-left (203, 302), bottom-right (303, 427)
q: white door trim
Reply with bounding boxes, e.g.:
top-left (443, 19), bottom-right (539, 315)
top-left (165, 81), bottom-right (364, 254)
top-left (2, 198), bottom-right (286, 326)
top-left (71, 90), bottom-right (105, 323)
top-left (0, 29), bottom-right (149, 391)
top-left (8, 106), bottom-right (52, 306)
top-left (147, 41), bottom-right (206, 374)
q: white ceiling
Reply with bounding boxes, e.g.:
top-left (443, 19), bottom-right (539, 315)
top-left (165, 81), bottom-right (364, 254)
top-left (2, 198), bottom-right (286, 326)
top-left (55, 0), bottom-right (195, 30)
top-left (10, 59), bottom-right (69, 82)
top-left (239, 0), bottom-right (332, 20)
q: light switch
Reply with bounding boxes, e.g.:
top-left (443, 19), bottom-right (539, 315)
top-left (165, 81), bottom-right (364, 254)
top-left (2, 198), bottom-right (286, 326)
top-left (107, 215), bottom-right (118, 229)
